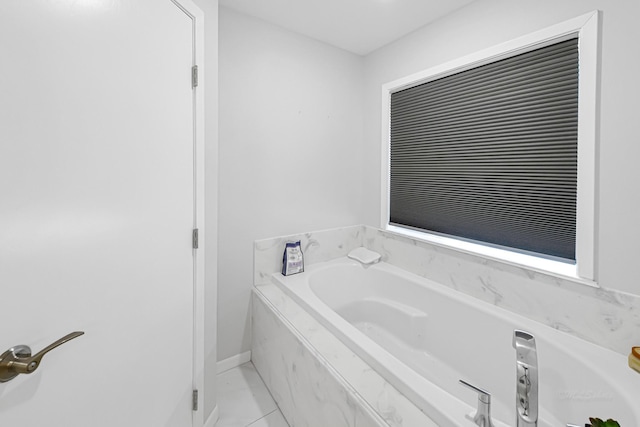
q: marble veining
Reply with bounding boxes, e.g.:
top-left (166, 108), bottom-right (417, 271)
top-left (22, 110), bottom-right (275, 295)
top-left (252, 286), bottom-right (438, 427)
top-left (252, 289), bottom-right (384, 427)
top-left (361, 226), bottom-right (640, 356)
top-left (254, 225), bottom-right (364, 286)
top-left (255, 225), bottom-right (640, 356)
top-left (265, 256), bottom-right (640, 425)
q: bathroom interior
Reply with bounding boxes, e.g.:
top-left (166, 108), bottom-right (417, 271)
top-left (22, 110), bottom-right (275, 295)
top-left (1, 0), bottom-right (639, 426)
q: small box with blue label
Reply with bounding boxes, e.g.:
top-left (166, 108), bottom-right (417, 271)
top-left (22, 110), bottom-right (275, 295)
top-left (282, 241), bottom-right (304, 276)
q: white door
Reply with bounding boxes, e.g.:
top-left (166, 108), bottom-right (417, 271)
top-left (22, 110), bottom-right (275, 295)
top-left (0, 1), bottom-right (201, 425)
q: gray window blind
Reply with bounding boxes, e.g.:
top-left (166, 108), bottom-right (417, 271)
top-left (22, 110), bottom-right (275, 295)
top-left (390, 38), bottom-right (579, 262)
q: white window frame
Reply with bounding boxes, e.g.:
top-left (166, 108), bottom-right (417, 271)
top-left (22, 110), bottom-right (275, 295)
top-left (381, 11), bottom-right (600, 285)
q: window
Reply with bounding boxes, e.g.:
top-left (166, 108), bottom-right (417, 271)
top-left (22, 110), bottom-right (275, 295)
top-left (391, 38), bottom-right (578, 261)
top-left (382, 12), bottom-right (599, 281)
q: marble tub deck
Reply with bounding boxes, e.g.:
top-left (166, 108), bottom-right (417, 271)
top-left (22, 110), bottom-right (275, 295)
top-left (255, 225), bottom-right (640, 358)
top-left (252, 284), bottom-right (439, 427)
top-left (252, 224), bottom-right (640, 427)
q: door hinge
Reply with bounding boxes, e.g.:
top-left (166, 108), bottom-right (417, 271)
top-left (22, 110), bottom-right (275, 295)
top-left (191, 65), bottom-right (198, 88)
top-left (192, 389), bottom-right (198, 411)
top-left (192, 228), bottom-right (199, 249)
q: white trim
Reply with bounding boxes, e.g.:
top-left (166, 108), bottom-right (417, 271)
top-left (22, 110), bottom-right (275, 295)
top-left (381, 11), bottom-right (597, 94)
top-left (381, 11), bottom-right (599, 283)
top-left (217, 351), bottom-right (252, 374)
top-left (380, 86), bottom-right (392, 230)
top-left (193, 5), bottom-right (206, 426)
top-left (169, 1), bottom-right (206, 426)
top-left (575, 11), bottom-right (600, 281)
top-left (204, 405), bottom-right (219, 427)
top-left (386, 225), bottom-right (597, 287)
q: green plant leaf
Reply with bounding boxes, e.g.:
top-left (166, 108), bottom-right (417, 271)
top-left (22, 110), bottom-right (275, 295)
top-left (588, 417), bottom-right (620, 427)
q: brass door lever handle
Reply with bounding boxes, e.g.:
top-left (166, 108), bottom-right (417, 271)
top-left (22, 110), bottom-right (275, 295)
top-left (0, 331), bottom-right (84, 382)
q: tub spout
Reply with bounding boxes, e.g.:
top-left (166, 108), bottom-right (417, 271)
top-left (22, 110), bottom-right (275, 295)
top-left (513, 330), bottom-right (538, 427)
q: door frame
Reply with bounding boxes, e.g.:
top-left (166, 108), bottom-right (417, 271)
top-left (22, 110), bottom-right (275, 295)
top-left (169, 1), bottom-right (206, 426)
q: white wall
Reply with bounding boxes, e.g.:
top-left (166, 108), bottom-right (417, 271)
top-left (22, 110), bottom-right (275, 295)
top-left (218, 7), bottom-right (364, 360)
top-left (191, 0), bottom-right (218, 422)
top-left (362, 0), bottom-right (640, 296)
top-left (219, 0), bottom-right (640, 363)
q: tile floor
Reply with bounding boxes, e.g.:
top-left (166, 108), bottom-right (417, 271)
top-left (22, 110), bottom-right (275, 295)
top-left (216, 362), bottom-right (289, 427)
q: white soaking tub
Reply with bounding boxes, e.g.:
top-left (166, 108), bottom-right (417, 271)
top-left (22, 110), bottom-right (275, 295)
top-left (271, 256), bottom-right (640, 427)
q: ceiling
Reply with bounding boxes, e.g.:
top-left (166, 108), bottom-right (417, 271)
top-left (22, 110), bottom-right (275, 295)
top-left (218, 0), bottom-right (476, 56)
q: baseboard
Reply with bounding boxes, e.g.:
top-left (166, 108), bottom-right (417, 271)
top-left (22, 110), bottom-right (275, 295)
top-left (204, 405), bottom-right (219, 427)
top-left (217, 350), bottom-right (251, 374)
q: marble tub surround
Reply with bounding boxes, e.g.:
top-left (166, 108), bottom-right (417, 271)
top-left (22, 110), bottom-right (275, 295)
top-left (255, 225), bottom-right (640, 356)
top-left (362, 227), bottom-right (640, 357)
top-left (252, 285), bottom-right (438, 427)
top-left (254, 225), bottom-right (365, 286)
top-left (269, 258), bottom-right (640, 426)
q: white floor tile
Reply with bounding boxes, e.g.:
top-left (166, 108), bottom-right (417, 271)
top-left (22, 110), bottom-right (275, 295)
top-left (247, 410), bottom-right (290, 427)
top-left (216, 362), bottom-right (281, 427)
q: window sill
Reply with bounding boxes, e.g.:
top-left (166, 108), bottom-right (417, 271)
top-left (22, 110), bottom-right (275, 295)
top-left (385, 224), bottom-right (598, 288)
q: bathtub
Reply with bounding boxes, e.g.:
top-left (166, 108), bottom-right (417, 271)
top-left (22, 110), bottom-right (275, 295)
top-left (270, 256), bottom-right (640, 427)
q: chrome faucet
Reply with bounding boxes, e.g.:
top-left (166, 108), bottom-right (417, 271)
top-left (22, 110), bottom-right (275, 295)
top-left (459, 379), bottom-right (494, 427)
top-left (513, 330), bottom-right (538, 427)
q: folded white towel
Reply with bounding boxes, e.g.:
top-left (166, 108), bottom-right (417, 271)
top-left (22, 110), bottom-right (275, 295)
top-left (348, 247), bottom-right (381, 265)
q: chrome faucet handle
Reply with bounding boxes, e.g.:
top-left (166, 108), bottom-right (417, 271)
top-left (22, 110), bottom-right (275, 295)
top-left (460, 379), bottom-right (495, 427)
top-left (513, 330), bottom-right (538, 427)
